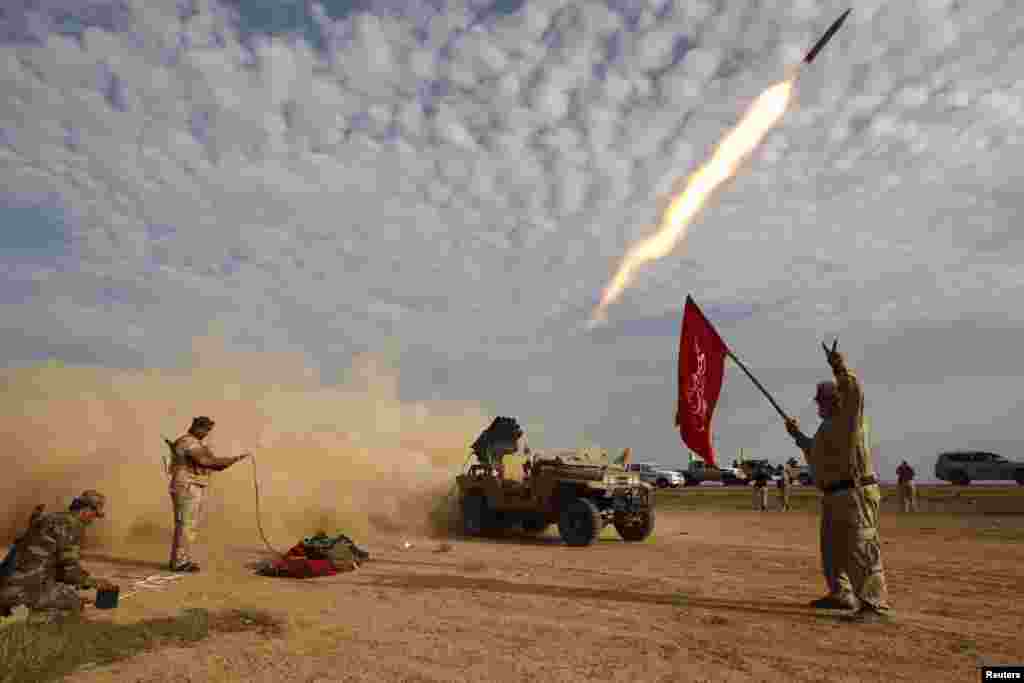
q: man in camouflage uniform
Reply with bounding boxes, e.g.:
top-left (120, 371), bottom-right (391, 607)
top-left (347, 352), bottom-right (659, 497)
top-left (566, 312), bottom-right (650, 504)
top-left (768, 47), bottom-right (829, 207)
top-left (785, 340), bottom-right (891, 623)
top-left (0, 491), bottom-right (111, 619)
top-left (168, 416), bottom-right (250, 573)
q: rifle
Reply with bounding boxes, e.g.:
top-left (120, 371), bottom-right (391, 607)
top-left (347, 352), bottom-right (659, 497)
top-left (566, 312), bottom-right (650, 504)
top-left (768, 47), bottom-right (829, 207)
top-left (161, 437), bottom-right (176, 477)
top-left (2, 505), bottom-right (45, 579)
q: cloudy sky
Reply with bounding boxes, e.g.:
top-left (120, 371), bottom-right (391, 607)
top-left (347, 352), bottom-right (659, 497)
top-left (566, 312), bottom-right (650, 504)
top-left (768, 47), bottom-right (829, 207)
top-left (2, 0), bottom-right (1023, 481)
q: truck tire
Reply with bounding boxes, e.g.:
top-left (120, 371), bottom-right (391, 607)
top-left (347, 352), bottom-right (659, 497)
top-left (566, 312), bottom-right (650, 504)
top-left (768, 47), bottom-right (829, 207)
top-left (521, 517), bottom-right (551, 536)
top-left (558, 498), bottom-right (602, 547)
top-left (656, 478), bottom-right (669, 489)
top-left (1015, 470), bottom-right (1024, 486)
top-left (950, 470), bottom-right (970, 486)
top-left (615, 507), bottom-right (655, 542)
top-left (461, 494), bottom-right (489, 536)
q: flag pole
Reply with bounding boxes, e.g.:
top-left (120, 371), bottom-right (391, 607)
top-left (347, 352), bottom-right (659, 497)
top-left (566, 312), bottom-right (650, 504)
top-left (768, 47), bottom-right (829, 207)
top-left (724, 348), bottom-right (790, 421)
top-left (682, 295), bottom-right (791, 424)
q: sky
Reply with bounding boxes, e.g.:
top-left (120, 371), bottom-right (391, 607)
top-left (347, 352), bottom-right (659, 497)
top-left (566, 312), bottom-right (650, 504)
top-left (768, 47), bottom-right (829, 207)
top-left (2, 0), bottom-right (1023, 485)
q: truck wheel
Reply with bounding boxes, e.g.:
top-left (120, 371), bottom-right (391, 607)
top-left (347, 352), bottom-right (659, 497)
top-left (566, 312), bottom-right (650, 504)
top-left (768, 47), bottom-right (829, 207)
top-left (1015, 470), bottom-right (1024, 486)
top-left (522, 517), bottom-right (551, 536)
top-left (615, 507), bottom-right (655, 542)
top-left (656, 478), bottom-right (669, 489)
top-left (951, 471), bottom-right (970, 486)
top-left (558, 498), bottom-right (602, 547)
top-left (461, 494), bottom-right (489, 536)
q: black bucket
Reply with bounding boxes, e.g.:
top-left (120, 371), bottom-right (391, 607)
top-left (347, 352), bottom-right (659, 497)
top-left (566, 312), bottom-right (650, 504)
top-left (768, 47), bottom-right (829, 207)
top-left (95, 587), bottom-right (119, 609)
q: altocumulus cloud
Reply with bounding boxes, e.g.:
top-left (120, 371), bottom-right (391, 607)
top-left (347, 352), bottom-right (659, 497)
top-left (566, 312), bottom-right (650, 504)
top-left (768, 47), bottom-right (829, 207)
top-left (2, 0), bottom-right (1024, 477)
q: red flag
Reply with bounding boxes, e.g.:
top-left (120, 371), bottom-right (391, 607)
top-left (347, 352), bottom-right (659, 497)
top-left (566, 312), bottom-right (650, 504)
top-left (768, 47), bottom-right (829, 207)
top-left (676, 296), bottom-right (728, 466)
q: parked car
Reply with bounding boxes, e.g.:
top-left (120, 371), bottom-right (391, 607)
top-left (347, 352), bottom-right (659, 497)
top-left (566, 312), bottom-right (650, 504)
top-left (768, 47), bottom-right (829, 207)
top-left (797, 465), bottom-right (814, 486)
top-left (675, 460), bottom-right (748, 486)
top-left (628, 463), bottom-right (684, 488)
top-left (934, 451), bottom-right (1024, 486)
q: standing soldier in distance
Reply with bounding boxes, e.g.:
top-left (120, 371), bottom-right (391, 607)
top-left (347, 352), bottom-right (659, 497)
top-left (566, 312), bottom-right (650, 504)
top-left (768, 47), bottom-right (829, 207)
top-left (752, 467), bottom-right (770, 511)
top-left (779, 458), bottom-right (798, 511)
top-left (785, 341), bottom-right (892, 623)
top-left (896, 460), bottom-right (917, 512)
top-left (167, 416), bottom-right (250, 573)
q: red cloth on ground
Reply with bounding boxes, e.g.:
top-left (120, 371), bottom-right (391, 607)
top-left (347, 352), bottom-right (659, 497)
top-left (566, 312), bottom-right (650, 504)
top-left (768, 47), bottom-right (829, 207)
top-left (267, 544), bottom-right (336, 577)
top-left (269, 556), bottom-right (337, 578)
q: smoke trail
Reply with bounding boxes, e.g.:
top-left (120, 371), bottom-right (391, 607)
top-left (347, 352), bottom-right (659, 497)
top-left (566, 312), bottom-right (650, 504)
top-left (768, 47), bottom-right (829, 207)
top-left (591, 74), bottom-right (797, 325)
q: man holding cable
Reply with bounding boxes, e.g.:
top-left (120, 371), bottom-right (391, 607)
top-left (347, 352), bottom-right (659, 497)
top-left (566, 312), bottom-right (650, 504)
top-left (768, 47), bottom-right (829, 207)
top-left (167, 416), bottom-right (250, 573)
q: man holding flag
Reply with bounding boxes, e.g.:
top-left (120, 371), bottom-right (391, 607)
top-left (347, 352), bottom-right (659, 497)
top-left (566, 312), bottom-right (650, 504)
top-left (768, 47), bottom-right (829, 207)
top-left (784, 341), bottom-right (891, 623)
top-left (675, 296), bottom-right (891, 623)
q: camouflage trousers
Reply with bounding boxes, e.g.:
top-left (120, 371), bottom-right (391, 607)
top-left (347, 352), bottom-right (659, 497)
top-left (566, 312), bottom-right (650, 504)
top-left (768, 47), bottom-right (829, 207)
top-left (169, 482), bottom-right (206, 568)
top-left (778, 486), bottom-right (791, 511)
top-left (0, 580), bottom-right (82, 617)
top-left (821, 484), bottom-right (890, 611)
top-left (820, 496), bottom-right (853, 598)
top-left (898, 482), bottom-right (917, 512)
top-left (752, 486), bottom-right (768, 511)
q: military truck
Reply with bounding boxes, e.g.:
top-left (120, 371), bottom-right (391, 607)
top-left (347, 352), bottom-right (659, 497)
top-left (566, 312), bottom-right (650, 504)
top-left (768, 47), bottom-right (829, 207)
top-left (455, 417), bottom-right (655, 547)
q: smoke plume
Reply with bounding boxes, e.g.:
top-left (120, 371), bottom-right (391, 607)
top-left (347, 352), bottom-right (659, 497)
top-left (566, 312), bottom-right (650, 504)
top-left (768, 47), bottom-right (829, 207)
top-left (0, 337), bottom-right (490, 554)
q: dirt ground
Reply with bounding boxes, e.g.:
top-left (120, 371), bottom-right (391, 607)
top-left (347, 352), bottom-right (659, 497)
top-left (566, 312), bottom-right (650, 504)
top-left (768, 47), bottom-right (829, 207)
top-left (64, 488), bottom-right (1024, 683)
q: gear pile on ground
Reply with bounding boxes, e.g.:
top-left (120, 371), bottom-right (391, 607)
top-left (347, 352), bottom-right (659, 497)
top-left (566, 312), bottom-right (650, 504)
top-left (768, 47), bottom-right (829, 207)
top-left (257, 533), bottom-right (370, 579)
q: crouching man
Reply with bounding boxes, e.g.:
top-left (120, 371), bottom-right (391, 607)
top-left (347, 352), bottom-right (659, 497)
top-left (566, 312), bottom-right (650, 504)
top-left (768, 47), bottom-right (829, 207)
top-left (0, 490), bottom-right (112, 620)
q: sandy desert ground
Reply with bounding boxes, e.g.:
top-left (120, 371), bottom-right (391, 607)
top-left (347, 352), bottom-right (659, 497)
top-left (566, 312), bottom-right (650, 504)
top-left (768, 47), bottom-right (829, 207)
top-left (46, 485), bottom-right (1024, 683)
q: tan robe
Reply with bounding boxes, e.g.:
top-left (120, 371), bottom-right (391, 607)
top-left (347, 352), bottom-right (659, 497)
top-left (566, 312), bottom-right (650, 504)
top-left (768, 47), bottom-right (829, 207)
top-left (793, 356), bottom-right (889, 610)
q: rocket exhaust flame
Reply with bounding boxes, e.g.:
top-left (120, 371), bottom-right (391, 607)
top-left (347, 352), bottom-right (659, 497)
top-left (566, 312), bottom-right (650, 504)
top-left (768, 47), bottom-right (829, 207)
top-left (589, 10), bottom-right (851, 327)
top-left (589, 78), bottom-right (795, 326)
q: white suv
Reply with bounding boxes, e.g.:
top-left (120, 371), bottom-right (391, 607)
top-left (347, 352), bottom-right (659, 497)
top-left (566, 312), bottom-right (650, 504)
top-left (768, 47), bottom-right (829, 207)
top-left (628, 463), bottom-right (683, 488)
top-left (934, 451), bottom-right (1024, 486)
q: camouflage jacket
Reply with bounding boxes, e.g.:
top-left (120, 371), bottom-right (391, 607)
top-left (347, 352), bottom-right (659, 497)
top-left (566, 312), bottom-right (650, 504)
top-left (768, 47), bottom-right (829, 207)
top-left (3, 511), bottom-right (95, 590)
